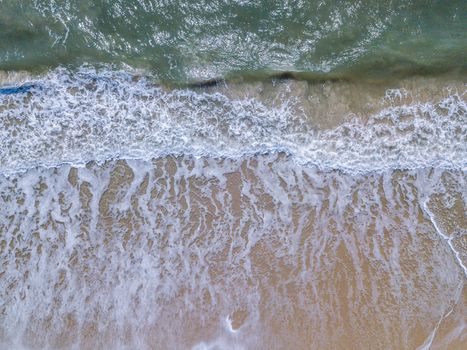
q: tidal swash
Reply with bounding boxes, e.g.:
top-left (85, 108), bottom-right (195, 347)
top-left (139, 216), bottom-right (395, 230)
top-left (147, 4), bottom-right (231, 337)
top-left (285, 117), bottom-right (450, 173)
top-left (0, 1), bottom-right (466, 349)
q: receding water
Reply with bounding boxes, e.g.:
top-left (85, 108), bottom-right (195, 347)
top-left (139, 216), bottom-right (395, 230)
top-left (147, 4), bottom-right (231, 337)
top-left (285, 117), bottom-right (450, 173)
top-left (1, 156), bottom-right (466, 349)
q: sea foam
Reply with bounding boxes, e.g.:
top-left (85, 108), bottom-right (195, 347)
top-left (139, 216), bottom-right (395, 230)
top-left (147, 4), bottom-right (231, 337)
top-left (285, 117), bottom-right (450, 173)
top-left (0, 66), bottom-right (465, 176)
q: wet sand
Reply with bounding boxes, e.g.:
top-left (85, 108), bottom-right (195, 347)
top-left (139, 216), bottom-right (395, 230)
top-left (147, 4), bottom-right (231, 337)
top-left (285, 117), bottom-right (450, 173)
top-left (0, 155), bottom-right (465, 349)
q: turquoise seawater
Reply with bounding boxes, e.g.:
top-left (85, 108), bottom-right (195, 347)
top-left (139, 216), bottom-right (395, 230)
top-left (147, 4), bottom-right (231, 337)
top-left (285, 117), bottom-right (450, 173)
top-left (0, 0), bottom-right (466, 84)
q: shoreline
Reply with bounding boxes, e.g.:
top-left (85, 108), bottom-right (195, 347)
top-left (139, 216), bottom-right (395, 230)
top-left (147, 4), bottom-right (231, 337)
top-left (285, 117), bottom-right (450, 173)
top-left (1, 64), bottom-right (466, 89)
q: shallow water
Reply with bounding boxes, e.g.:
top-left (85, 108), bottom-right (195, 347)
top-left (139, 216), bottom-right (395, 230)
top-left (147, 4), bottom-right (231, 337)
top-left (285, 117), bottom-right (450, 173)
top-left (0, 156), bottom-right (466, 349)
top-left (0, 70), bottom-right (466, 349)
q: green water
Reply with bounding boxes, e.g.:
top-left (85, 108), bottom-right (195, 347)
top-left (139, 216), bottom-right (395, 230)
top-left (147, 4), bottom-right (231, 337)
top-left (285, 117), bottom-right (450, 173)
top-left (0, 0), bottom-right (466, 84)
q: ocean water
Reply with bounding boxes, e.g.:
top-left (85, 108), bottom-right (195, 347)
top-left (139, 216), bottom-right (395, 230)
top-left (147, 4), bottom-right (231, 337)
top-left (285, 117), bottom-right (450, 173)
top-left (0, 1), bottom-right (466, 349)
top-left (0, 0), bottom-right (466, 83)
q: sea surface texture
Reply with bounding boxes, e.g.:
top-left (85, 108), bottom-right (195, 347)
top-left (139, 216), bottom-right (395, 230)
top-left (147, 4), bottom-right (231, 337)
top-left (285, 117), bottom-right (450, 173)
top-left (0, 1), bottom-right (466, 349)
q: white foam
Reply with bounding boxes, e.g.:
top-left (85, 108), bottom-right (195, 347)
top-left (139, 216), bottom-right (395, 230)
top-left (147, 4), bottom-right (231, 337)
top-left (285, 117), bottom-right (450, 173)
top-left (225, 316), bottom-right (237, 334)
top-left (0, 66), bottom-right (465, 176)
top-left (192, 337), bottom-right (246, 350)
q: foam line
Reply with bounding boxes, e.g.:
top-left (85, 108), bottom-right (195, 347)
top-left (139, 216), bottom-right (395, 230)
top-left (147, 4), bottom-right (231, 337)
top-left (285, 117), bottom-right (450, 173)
top-left (0, 67), bottom-right (465, 176)
top-left (422, 201), bottom-right (467, 278)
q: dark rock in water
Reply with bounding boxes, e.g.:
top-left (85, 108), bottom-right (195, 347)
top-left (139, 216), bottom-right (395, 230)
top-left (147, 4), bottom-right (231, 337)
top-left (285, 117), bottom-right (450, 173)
top-left (189, 78), bottom-right (223, 88)
top-left (273, 72), bottom-right (295, 80)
